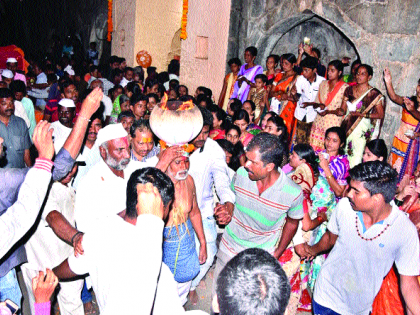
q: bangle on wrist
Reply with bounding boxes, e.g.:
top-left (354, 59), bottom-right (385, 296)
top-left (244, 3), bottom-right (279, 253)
top-left (317, 216), bottom-right (324, 223)
top-left (71, 231), bottom-right (83, 244)
top-left (326, 174), bottom-right (333, 180)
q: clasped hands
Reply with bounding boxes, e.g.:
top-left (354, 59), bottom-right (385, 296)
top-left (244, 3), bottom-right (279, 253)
top-left (294, 243), bottom-right (317, 261)
top-left (214, 202), bottom-right (234, 225)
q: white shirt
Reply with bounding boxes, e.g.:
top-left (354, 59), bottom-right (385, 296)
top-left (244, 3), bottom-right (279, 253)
top-left (51, 121), bottom-right (72, 154)
top-left (24, 182), bottom-right (75, 270)
top-left (120, 77), bottom-right (131, 88)
top-left (314, 198), bottom-right (419, 315)
top-left (74, 158), bottom-right (156, 232)
top-left (14, 100), bottom-right (30, 128)
top-left (0, 165), bottom-right (52, 259)
top-left (102, 95), bottom-right (113, 118)
top-left (68, 214), bottom-right (205, 315)
top-left (294, 74), bottom-right (326, 122)
top-left (72, 144), bottom-right (101, 190)
top-left (189, 138), bottom-right (235, 219)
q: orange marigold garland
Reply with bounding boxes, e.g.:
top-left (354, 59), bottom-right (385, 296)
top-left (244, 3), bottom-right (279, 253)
top-left (107, 0), bottom-right (113, 42)
top-left (180, 0), bottom-right (188, 40)
top-left (159, 140), bottom-right (195, 154)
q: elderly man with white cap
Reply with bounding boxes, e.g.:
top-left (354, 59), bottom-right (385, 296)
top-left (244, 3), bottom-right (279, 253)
top-left (74, 123), bottom-right (183, 232)
top-left (5, 57), bottom-right (26, 85)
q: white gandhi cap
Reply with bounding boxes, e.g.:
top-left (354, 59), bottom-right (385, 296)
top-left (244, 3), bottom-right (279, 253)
top-left (96, 123), bottom-right (128, 146)
top-left (58, 98), bottom-right (76, 108)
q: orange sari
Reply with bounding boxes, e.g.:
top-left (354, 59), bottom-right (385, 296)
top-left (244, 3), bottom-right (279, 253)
top-left (272, 73), bottom-right (297, 138)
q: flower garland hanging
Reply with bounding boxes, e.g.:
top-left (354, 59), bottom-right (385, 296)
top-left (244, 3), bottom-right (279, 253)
top-left (180, 0), bottom-right (188, 40)
top-left (107, 0), bottom-right (113, 42)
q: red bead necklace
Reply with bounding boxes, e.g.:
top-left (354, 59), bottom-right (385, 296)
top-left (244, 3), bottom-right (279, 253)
top-left (355, 216), bottom-right (390, 241)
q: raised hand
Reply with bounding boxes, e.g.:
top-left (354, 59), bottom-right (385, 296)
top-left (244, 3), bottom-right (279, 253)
top-left (156, 145), bottom-right (183, 172)
top-left (32, 269), bottom-right (59, 304)
top-left (79, 87), bottom-right (103, 118)
top-left (383, 68), bottom-right (392, 84)
top-left (33, 121), bottom-right (54, 160)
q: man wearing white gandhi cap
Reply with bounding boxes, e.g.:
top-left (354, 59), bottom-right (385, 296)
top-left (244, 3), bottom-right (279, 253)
top-left (74, 123), bottom-right (183, 232)
top-left (6, 57), bottom-right (27, 85)
top-left (50, 98), bottom-right (77, 154)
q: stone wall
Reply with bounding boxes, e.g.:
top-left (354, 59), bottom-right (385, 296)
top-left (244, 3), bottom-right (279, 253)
top-left (179, 0), bottom-right (232, 100)
top-left (228, 0), bottom-right (420, 147)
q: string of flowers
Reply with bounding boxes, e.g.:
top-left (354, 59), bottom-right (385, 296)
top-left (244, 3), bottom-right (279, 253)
top-left (180, 0), bottom-right (188, 40)
top-left (107, 0), bottom-right (113, 42)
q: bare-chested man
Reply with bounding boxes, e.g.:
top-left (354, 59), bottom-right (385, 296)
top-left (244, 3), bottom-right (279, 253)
top-left (163, 154), bottom-right (207, 305)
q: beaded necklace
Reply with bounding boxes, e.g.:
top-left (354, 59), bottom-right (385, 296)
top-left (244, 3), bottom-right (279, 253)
top-left (355, 216), bottom-right (390, 241)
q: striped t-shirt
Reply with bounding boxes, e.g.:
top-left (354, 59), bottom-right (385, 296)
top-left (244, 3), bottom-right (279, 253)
top-left (219, 167), bottom-right (304, 257)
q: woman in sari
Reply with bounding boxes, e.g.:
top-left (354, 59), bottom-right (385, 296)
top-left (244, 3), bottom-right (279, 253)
top-left (279, 144), bottom-right (335, 313)
top-left (231, 46), bottom-right (263, 103)
top-left (233, 109), bottom-right (254, 148)
top-left (269, 53), bottom-right (298, 140)
top-left (318, 127), bottom-right (350, 199)
top-left (218, 58), bottom-right (241, 112)
top-left (384, 67), bottom-right (420, 181)
top-left (308, 60), bottom-right (348, 151)
top-left (339, 64), bottom-right (385, 167)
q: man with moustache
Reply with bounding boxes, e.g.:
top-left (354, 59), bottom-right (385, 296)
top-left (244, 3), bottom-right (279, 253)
top-left (213, 133), bottom-right (304, 301)
top-left (75, 123), bottom-right (183, 232)
top-left (50, 99), bottom-right (77, 153)
top-left (130, 119), bottom-right (160, 163)
top-left (304, 161), bottom-right (420, 315)
top-left (0, 88), bottom-right (31, 168)
top-left (163, 153), bottom-right (207, 305)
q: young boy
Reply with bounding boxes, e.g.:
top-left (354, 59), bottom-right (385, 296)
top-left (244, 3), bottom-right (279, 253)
top-left (247, 73), bottom-right (268, 123)
top-left (218, 58), bottom-right (242, 112)
top-left (129, 93), bottom-right (147, 120)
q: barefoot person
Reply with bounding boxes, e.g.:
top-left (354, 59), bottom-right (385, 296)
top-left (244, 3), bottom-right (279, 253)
top-left (163, 153), bottom-right (207, 305)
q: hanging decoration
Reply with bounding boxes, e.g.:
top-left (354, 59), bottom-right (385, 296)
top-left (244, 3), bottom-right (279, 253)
top-left (107, 0), bottom-right (113, 42)
top-left (180, 0), bottom-right (188, 40)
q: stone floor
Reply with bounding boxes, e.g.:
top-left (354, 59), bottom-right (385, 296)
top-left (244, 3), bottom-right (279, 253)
top-left (18, 262), bottom-right (310, 315)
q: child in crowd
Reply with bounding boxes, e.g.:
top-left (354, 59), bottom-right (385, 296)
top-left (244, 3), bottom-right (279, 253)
top-left (247, 74), bottom-right (268, 124)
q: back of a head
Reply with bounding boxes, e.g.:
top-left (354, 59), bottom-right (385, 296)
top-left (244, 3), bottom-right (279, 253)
top-left (300, 56), bottom-right (318, 70)
top-left (349, 161), bottom-right (398, 204)
top-left (126, 167), bottom-right (175, 218)
top-left (197, 105), bottom-right (214, 127)
top-left (216, 248), bottom-right (290, 315)
top-left (247, 132), bottom-right (285, 169)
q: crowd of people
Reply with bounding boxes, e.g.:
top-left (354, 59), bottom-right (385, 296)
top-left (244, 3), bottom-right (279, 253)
top-left (1, 36), bottom-right (420, 315)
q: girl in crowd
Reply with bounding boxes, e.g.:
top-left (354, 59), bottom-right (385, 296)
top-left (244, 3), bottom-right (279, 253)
top-left (384, 67), bottom-right (420, 181)
top-left (362, 139), bottom-right (388, 163)
top-left (308, 60), bottom-right (348, 151)
top-left (110, 94), bottom-right (130, 124)
top-left (230, 46), bottom-right (263, 103)
top-left (218, 58), bottom-right (241, 112)
top-left (232, 109), bottom-right (254, 147)
top-left (215, 139), bottom-right (238, 175)
top-left (209, 105), bottom-right (229, 140)
top-left (288, 144), bottom-right (336, 309)
top-left (339, 64), bottom-right (385, 167)
top-left (225, 125), bottom-right (246, 167)
top-left (260, 110), bottom-right (277, 129)
top-left (318, 127), bottom-right (350, 198)
top-left (269, 53), bottom-right (299, 138)
top-left (264, 54), bottom-right (280, 84)
top-left (263, 114), bottom-right (289, 167)
top-left (343, 59), bottom-right (361, 86)
top-left (242, 100), bottom-right (262, 132)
